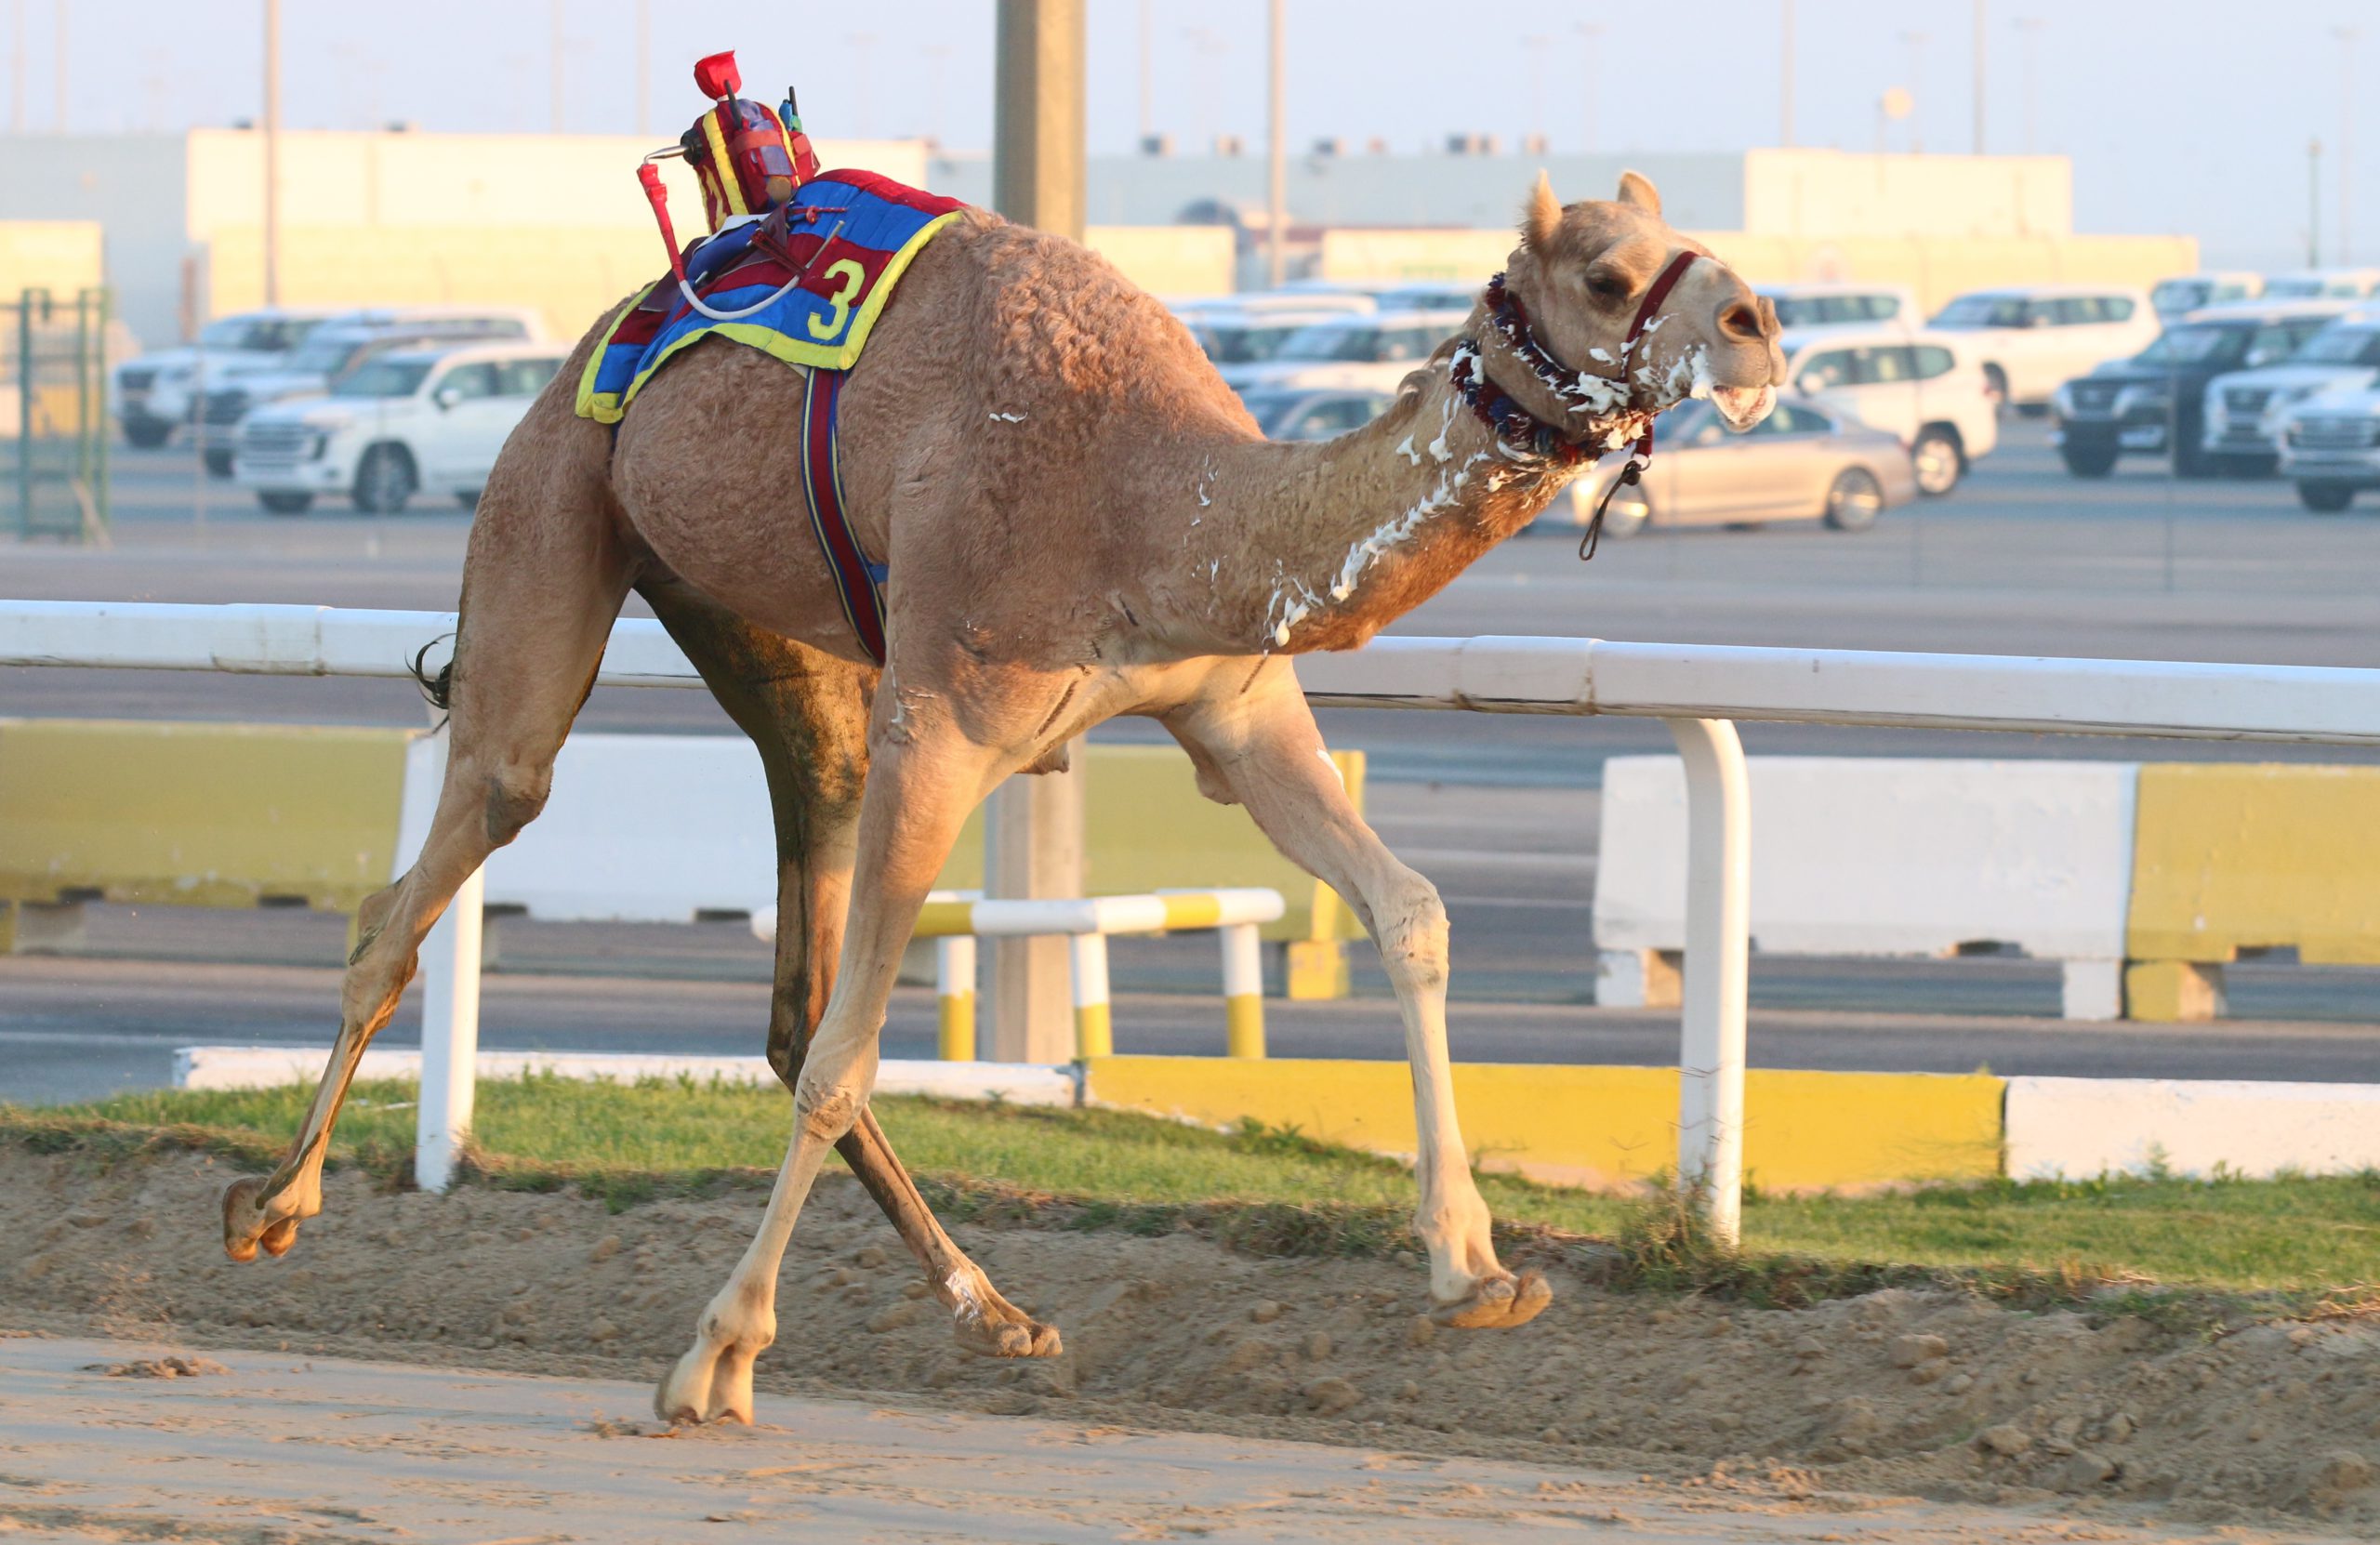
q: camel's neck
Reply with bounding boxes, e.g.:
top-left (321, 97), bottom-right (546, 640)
top-left (1187, 360), bottom-right (1591, 655)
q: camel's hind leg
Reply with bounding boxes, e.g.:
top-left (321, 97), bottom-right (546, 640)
top-left (221, 412), bottom-right (633, 1262)
top-left (1166, 657), bottom-right (1549, 1330)
top-left (640, 580), bottom-right (1060, 1370)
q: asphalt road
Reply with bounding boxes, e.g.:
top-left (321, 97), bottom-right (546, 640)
top-left (3, 422), bottom-right (2375, 1103)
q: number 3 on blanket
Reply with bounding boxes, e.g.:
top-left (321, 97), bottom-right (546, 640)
top-left (808, 259), bottom-right (867, 341)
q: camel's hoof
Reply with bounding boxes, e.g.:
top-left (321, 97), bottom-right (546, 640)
top-left (955, 1313), bottom-right (1064, 1360)
top-left (1430, 1269), bottom-right (1553, 1330)
top-left (258, 1216), bottom-right (301, 1258)
top-left (220, 1177), bottom-right (273, 1263)
top-left (654, 1348), bottom-right (754, 1426)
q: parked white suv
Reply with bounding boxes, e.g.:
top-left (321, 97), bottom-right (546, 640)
top-left (1217, 308), bottom-right (1471, 393)
top-left (2149, 271), bottom-right (2263, 322)
top-left (1756, 283), bottom-right (1920, 333)
top-left (2200, 313), bottom-right (2380, 471)
top-left (112, 309), bottom-right (341, 448)
top-left (198, 307), bottom-right (545, 476)
top-left (2277, 387), bottom-right (2380, 511)
top-left (1925, 285), bottom-right (2160, 409)
top-left (1781, 328), bottom-right (1998, 494)
top-left (234, 341), bottom-right (565, 515)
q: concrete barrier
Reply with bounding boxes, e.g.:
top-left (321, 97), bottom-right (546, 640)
top-left (1084, 1056), bottom-right (2004, 1192)
top-left (2124, 763), bottom-right (2380, 1023)
top-left (1594, 756), bottom-right (2136, 1020)
top-left (173, 1046), bottom-right (1078, 1106)
top-left (2005, 1076), bottom-right (2380, 1180)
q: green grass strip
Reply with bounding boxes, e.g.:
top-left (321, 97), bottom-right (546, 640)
top-left (9, 1075), bottom-right (2380, 1314)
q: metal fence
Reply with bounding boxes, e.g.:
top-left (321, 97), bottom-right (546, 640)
top-left (8, 287), bottom-right (111, 541)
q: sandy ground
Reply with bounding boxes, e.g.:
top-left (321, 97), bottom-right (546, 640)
top-left (3, 1143), bottom-right (2376, 1541)
top-left (7, 1336), bottom-right (2360, 1545)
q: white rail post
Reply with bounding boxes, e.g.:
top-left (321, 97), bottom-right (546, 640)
top-left (414, 863), bottom-right (484, 1195)
top-left (936, 934), bottom-right (977, 1061)
top-left (1069, 930), bottom-right (1113, 1059)
top-left (1665, 717), bottom-right (1752, 1247)
top-left (1220, 920), bottom-right (1266, 1058)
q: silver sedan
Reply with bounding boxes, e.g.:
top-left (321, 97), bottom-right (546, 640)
top-left (1547, 399), bottom-right (1920, 537)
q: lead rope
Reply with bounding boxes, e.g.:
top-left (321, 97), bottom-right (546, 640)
top-left (1576, 251), bottom-right (1700, 561)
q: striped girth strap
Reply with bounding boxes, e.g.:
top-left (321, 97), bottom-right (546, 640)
top-left (799, 368), bottom-right (889, 665)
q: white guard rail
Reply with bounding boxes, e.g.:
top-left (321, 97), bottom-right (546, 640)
top-left (10, 601), bottom-right (2380, 1239)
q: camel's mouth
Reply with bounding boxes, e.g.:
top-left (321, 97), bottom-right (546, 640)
top-left (1711, 383), bottom-right (1776, 431)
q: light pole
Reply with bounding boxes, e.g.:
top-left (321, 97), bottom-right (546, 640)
top-left (634, 0), bottom-right (650, 137)
top-left (549, 0), bottom-right (563, 134)
top-left (1898, 32), bottom-right (1928, 154)
top-left (2335, 26), bottom-right (2358, 265)
top-left (1576, 21), bottom-right (1604, 156)
top-left (1137, 0), bottom-right (1151, 144)
top-left (262, 0), bottom-right (281, 306)
top-left (1778, 0), bottom-right (1794, 148)
top-left (1524, 33), bottom-right (1550, 152)
top-left (1972, 0), bottom-right (1987, 153)
top-left (11, 0), bottom-right (25, 135)
top-left (2012, 16), bottom-right (2043, 154)
top-left (1265, 0), bottom-right (1286, 286)
top-left (48, 0), bottom-right (60, 133)
top-left (2310, 138), bottom-right (2324, 270)
top-left (988, 0), bottom-right (1087, 1064)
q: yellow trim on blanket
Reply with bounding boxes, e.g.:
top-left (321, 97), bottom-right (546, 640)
top-left (573, 209), bottom-right (962, 425)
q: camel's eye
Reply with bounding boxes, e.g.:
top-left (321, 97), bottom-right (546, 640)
top-left (1586, 271), bottom-right (1633, 304)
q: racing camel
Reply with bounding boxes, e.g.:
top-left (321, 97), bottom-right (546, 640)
top-left (219, 171), bottom-right (1785, 1424)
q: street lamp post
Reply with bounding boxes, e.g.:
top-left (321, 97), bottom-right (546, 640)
top-left (1778, 0), bottom-right (1793, 148)
top-left (262, 0), bottom-right (281, 306)
top-left (2335, 27), bottom-right (2358, 265)
top-left (1576, 21), bottom-right (1604, 156)
top-left (1266, 0), bottom-right (1285, 287)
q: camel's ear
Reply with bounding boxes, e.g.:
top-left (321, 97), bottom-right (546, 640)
top-left (1521, 170), bottom-right (1563, 256)
top-left (1615, 169), bottom-right (1662, 217)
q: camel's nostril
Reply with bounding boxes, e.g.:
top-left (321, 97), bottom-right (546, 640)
top-left (1721, 303), bottom-right (1761, 338)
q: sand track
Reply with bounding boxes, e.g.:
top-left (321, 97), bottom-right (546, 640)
top-left (3, 1144), bottom-right (2375, 1537)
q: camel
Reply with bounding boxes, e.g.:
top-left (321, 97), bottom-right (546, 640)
top-left (217, 169), bottom-right (1783, 1424)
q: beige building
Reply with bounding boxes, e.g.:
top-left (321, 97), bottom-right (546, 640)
top-left (0, 128), bottom-right (1236, 350)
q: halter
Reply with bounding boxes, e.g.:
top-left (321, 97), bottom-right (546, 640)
top-left (1452, 249), bottom-right (1701, 559)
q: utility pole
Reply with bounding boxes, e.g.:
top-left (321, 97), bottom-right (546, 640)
top-left (1137, 0), bottom-right (1151, 144)
top-left (1266, 0), bottom-right (1286, 286)
top-left (262, 0), bottom-right (281, 305)
top-left (11, 0), bottom-right (25, 136)
top-left (1576, 21), bottom-right (1603, 155)
top-left (1778, 0), bottom-right (1793, 148)
top-left (2336, 26), bottom-right (2358, 265)
top-left (549, 0), bottom-right (563, 134)
top-left (2013, 16), bottom-right (2043, 154)
top-left (49, 0), bottom-right (60, 132)
top-left (1972, 0), bottom-right (1987, 153)
top-left (1899, 32), bottom-right (1928, 154)
top-left (987, 0), bottom-right (1085, 1065)
top-left (2309, 139), bottom-right (2323, 269)
top-left (634, 0), bottom-right (649, 137)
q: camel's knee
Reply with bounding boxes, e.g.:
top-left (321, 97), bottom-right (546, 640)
top-left (792, 1069), bottom-right (866, 1147)
top-left (481, 763), bottom-right (552, 848)
top-left (1373, 873), bottom-right (1450, 989)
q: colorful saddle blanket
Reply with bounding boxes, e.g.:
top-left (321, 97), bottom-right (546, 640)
top-left (574, 168), bottom-right (967, 424)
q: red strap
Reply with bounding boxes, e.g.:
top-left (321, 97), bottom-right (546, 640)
top-left (1620, 250), bottom-right (1701, 372)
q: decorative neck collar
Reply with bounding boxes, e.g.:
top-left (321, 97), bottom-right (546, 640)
top-left (1452, 256), bottom-right (1702, 463)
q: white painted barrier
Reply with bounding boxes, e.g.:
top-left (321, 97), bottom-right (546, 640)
top-left (397, 733), bottom-right (774, 921)
top-left (754, 888), bottom-right (1286, 1062)
top-left (2005, 1076), bottom-right (2380, 1181)
top-left (174, 1046), bottom-right (1078, 1106)
top-left (1594, 757), bottom-right (2138, 1022)
top-left (17, 602), bottom-right (2380, 1239)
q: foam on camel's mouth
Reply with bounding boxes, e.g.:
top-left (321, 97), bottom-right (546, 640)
top-left (1712, 383), bottom-right (1777, 431)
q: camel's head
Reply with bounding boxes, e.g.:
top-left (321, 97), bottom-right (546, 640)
top-left (1489, 170), bottom-right (1784, 437)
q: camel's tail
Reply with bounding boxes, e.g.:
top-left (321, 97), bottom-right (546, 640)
top-left (407, 634), bottom-right (456, 716)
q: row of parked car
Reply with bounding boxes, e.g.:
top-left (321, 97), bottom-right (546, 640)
top-left (112, 306), bottom-right (565, 514)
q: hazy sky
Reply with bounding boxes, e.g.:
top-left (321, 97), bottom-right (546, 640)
top-left (23, 0), bottom-right (2373, 270)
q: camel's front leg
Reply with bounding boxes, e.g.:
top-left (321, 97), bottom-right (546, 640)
top-left (1168, 662), bottom-right (1550, 1329)
top-left (656, 709), bottom-right (1002, 1423)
